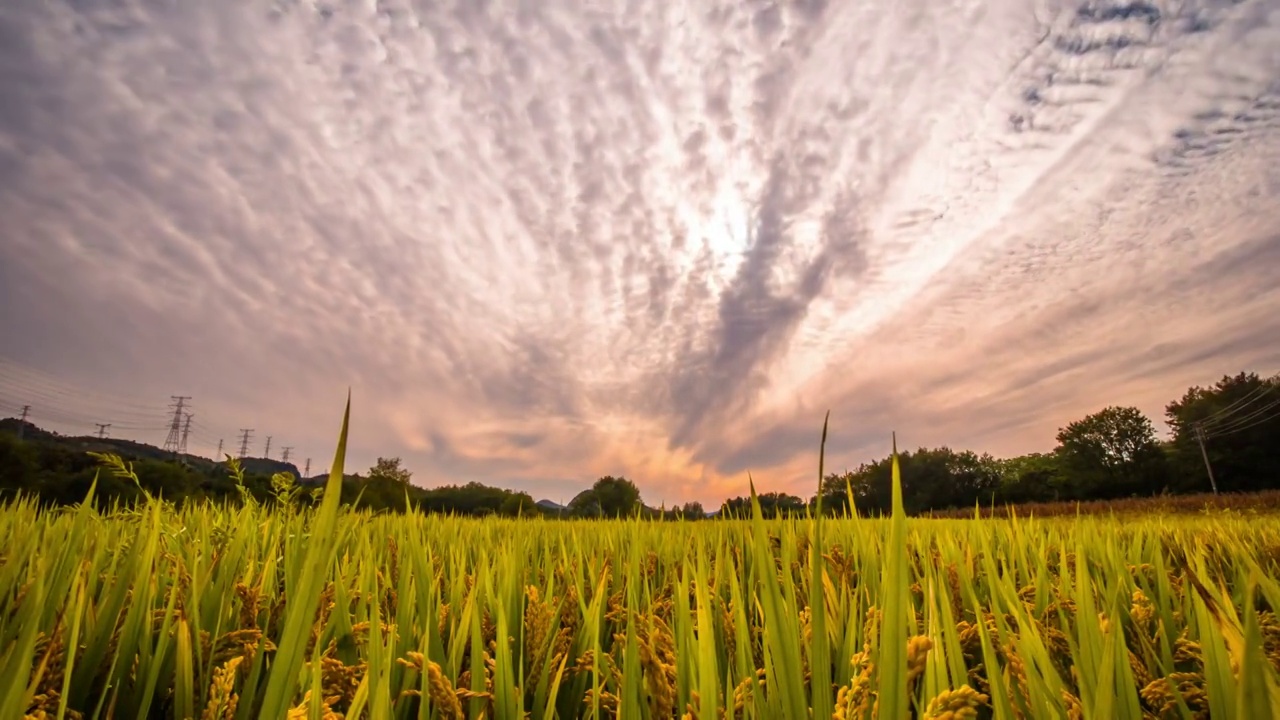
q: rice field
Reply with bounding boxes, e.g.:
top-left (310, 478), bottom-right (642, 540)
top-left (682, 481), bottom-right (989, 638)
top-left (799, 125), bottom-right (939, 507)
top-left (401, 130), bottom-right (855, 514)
top-left (5, 404), bottom-right (1280, 719)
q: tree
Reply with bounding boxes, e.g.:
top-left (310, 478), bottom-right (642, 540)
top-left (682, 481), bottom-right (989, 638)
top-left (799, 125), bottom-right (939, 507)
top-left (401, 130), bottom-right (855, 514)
top-left (818, 447), bottom-right (1002, 516)
top-left (818, 471), bottom-right (860, 516)
top-left (1054, 406), bottom-right (1169, 499)
top-left (1165, 372), bottom-right (1280, 494)
top-left (899, 447), bottom-right (1002, 513)
top-left (679, 501), bottom-right (705, 520)
top-left (500, 491), bottom-right (538, 517)
top-left (719, 492), bottom-right (805, 518)
top-left (994, 453), bottom-right (1065, 504)
top-left (568, 489), bottom-right (601, 518)
top-left (591, 476), bottom-right (642, 517)
top-left (368, 457), bottom-right (412, 485)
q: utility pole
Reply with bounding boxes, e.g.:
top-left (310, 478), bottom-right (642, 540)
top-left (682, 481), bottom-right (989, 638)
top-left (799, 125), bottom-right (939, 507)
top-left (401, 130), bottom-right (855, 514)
top-left (95, 423), bottom-right (111, 439)
top-left (1193, 422), bottom-right (1219, 495)
top-left (216, 439), bottom-right (224, 460)
top-left (304, 458), bottom-right (311, 477)
top-left (281, 446), bottom-right (293, 463)
top-left (238, 429), bottom-right (253, 459)
top-left (179, 413), bottom-right (194, 455)
top-left (263, 435), bottom-right (273, 459)
top-left (18, 405), bottom-right (30, 440)
top-left (163, 396), bottom-right (192, 453)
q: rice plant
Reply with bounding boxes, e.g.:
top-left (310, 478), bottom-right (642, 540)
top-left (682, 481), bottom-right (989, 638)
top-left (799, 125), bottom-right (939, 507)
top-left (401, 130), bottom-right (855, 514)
top-left (4, 398), bottom-right (1280, 719)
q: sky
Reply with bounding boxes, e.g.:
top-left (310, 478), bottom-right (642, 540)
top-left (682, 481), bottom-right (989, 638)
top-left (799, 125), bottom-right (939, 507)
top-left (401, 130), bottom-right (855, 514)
top-left (2, 0), bottom-right (1279, 507)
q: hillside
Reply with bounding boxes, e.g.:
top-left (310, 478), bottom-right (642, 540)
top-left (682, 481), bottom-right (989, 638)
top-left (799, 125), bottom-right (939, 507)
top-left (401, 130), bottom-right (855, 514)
top-left (0, 417), bottom-right (302, 478)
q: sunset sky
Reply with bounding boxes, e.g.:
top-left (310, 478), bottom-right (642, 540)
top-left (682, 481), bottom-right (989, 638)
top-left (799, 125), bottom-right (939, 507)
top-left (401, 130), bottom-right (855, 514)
top-left (2, 0), bottom-right (1279, 507)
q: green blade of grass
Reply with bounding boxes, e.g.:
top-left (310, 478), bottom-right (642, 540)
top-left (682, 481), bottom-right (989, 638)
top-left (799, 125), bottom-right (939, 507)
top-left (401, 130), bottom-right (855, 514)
top-left (810, 412), bottom-right (833, 720)
top-left (877, 435), bottom-right (910, 720)
top-left (258, 392), bottom-right (352, 720)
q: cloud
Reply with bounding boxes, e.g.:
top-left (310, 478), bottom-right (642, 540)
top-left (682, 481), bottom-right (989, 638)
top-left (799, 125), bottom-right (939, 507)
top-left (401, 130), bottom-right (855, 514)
top-left (1, 0), bottom-right (1279, 506)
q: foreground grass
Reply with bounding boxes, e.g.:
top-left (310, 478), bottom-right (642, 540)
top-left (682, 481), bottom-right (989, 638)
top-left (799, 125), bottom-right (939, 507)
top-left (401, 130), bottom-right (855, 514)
top-left (5, 403), bottom-right (1280, 718)
top-left (8, 501), bottom-right (1280, 718)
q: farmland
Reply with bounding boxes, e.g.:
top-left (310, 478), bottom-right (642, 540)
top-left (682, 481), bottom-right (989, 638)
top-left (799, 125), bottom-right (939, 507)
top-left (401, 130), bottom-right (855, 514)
top-left (6, 443), bottom-right (1280, 718)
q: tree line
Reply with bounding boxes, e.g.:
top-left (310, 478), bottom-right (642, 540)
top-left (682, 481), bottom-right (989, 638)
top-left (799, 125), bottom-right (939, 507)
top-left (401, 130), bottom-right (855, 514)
top-left (2, 370), bottom-right (1276, 517)
top-left (748, 370), bottom-right (1280, 517)
top-left (718, 370), bottom-right (1279, 517)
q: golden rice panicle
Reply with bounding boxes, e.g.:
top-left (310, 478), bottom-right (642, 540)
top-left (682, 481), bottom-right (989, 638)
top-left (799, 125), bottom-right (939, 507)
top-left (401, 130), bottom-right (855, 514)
top-left (1130, 588), bottom-right (1156, 630)
top-left (316, 640), bottom-right (365, 707)
top-left (26, 626), bottom-right (74, 720)
top-left (285, 691), bottom-right (342, 720)
top-left (426, 660), bottom-right (465, 720)
top-left (523, 584), bottom-right (554, 690)
top-left (681, 690), bottom-right (701, 720)
top-left (1060, 689), bottom-right (1086, 720)
top-left (1140, 672), bottom-right (1209, 718)
top-left (233, 583), bottom-right (261, 629)
top-left (209, 628), bottom-right (270, 668)
top-left (729, 674), bottom-right (757, 718)
top-left (200, 657), bottom-right (243, 720)
top-left (923, 685), bottom-right (989, 720)
top-left (1001, 641), bottom-right (1031, 707)
top-left (438, 602), bottom-right (452, 638)
top-left (907, 635), bottom-right (934, 685)
top-left (638, 613), bottom-right (678, 718)
top-left (833, 646), bottom-right (876, 720)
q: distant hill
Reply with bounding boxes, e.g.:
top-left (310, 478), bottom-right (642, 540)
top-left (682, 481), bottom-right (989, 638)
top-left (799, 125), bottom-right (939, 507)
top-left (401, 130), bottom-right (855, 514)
top-left (1, 418), bottom-right (586, 518)
top-left (0, 418), bottom-right (301, 478)
top-left (297, 472), bottom-right (361, 486)
top-left (237, 457), bottom-right (303, 478)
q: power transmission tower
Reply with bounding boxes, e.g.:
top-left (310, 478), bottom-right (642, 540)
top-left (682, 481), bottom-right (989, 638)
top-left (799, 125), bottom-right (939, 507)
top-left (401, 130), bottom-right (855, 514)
top-left (163, 396), bottom-right (192, 453)
top-left (281, 446), bottom-right (293, 463)
top-left (179, 413), bottom-right (194, 455)
top-left (238, 429), bottom-right (253, 459)
top-left (216, 439), bottom-right (224, 460)
top-left (18, 405), bottom-right (30, 440)
top-left (95, 423), bottom-right (111, 439)
top-left (263, 435), bottom-right (273, 459)
top-left (304, 458), bottom-right (311, 477)
top-left (1193, 422), bottom-right (1219, 495)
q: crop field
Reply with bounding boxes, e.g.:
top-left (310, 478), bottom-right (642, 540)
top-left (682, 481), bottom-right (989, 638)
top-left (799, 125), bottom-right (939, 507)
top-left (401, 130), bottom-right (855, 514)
top-left (5, 405), bottom-right (1280, 719)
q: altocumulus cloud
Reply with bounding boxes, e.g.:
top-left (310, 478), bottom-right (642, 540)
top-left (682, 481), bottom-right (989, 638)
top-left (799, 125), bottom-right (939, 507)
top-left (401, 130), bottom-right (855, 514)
top-left (1, 0), bottom-right (1279, 506)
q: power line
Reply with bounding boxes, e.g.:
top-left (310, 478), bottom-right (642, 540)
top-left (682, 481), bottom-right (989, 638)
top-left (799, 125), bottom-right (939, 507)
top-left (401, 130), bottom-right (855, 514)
top-left (0, 362), bottom-right (308, 467)
top-left (0, 386), bottom-right (169, 429)
top-left (188, 420), bottom-right (232, 446)
top-left (263, 435), bottom-right (273, 459)
top-left (238, 429), bottom-right (254, 459)
top-left (1201, 395), bottom-right (1280, 439)
top-left (0, 398), bottom-right (164, 430)
top-left (1201, 402), bottom-right (1280, 440)
top-left (1197, 382), bottom-right (1278, 429)
top-left (0, 360), bottom-right (322, 471)
top-left (1191, 379), bottom-right (1280, 493)
top-left (0, 367), bottom-right (175, 419)
top-left (216, 438), bottom-right (224, 460)
top-left (15, 404), bottom-right (166, 434)
top-left (0, 361), bottom-right (196, 448)
top-left (0, 366), bottom-right (163, 410)
top-left (281, 446), bottom-right (293, 463)
top-left (304, 458), bottom-right (311, 477)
